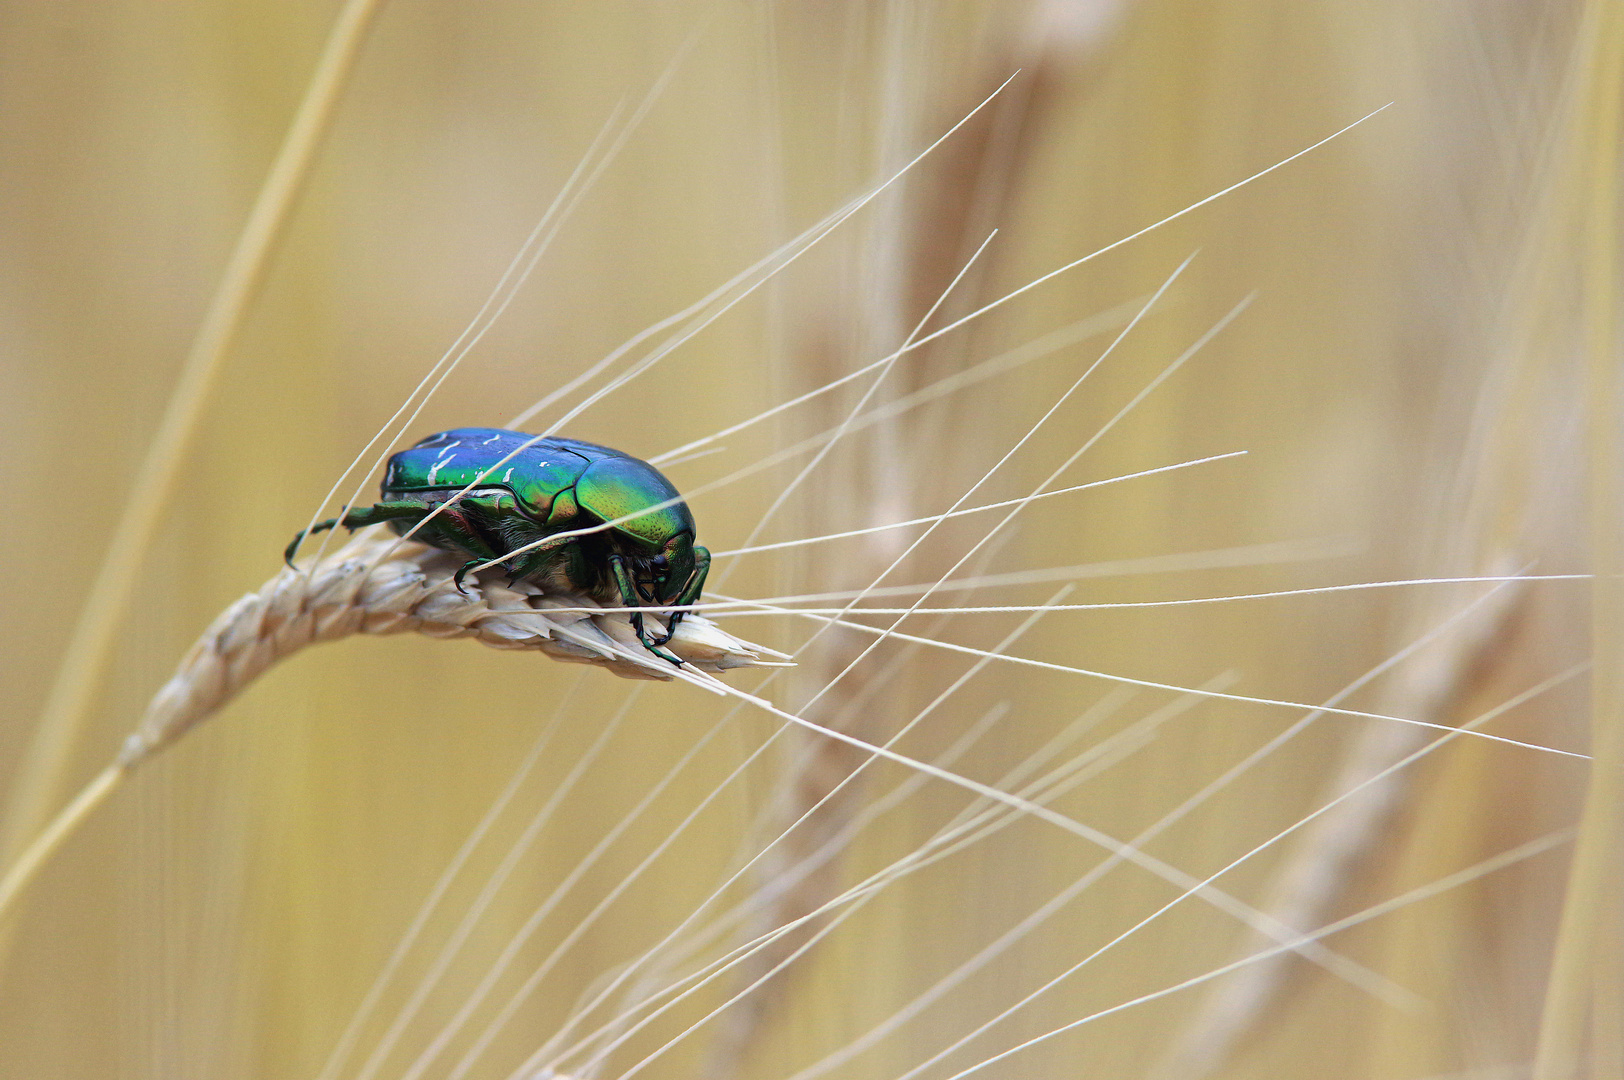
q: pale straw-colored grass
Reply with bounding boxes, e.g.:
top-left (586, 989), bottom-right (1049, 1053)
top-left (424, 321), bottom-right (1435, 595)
top-left (0, 0), bottom-right (389, 878)
top-left (1, 3), bottom-right (1618, 1078)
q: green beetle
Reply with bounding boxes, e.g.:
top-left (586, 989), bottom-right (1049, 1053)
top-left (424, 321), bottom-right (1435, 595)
top-left (286, 427), bottom-right (710, 665)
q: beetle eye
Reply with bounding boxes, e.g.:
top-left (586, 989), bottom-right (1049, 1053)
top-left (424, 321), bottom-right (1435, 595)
top-left (651, 555), bottom-right (669, 571)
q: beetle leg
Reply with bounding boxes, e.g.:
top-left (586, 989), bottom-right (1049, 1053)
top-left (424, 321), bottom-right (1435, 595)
top-left (391, 495), bottom-right (514, 594)
top-left (609, 552), bottom-right (682, 666)
top-left (452, 559), bottom-right (483, 595)
top-left (606, 552), bottom-right (650, 642)
top-left (429, 512), bottom-right (502, 596)
top-left (283, 501), bottom-right (428, 568)
top-left (284, 518), bottom-right (338, 567)
top-left (653, 545), bottom-right (711, 642)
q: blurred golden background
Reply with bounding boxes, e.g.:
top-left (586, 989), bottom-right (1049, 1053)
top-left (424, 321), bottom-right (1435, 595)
top-left (0, 2), bottom-right (1617, 1078)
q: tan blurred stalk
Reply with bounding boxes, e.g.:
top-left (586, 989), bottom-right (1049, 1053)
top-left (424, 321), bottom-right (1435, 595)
top-left (1536, 2), bottom-right (1624, 1077)
top-left (0, 0), bottom-right (386, 882)
top-left (708, 14), bottom-right (1098, 1070)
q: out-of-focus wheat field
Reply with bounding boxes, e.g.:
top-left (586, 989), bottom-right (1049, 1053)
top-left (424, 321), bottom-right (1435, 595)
top-left (1, 2), bottom-right (1618, 1078)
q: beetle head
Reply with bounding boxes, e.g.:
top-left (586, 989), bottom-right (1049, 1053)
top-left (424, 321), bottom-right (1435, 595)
top-left (624, 533), bottom-right (695, 605)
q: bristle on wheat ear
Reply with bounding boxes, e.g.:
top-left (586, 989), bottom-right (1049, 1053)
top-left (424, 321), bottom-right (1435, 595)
top-left (120, 526), bottom-right (779, 768)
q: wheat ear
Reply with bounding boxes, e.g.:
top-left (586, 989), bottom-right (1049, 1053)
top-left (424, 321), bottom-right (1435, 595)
top-left (0, 527), bottom-right (777, 928)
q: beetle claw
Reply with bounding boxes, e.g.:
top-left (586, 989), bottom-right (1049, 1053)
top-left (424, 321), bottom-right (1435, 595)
top-left (452, 559), bottom-right (481, 596)
top-left (627, 608), bottom-right (680, 666)
top-left (646, 609), bottom-right (689, 647)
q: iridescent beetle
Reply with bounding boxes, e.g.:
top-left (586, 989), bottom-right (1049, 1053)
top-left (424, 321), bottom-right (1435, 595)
top-left (286, 428), bottom-right (710, 665)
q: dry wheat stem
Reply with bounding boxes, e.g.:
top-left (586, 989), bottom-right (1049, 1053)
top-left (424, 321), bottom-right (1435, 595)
top-left (1, 0), bottom-right (389, 874)
top-left (1536, 3), bottom-right (1624, 1076)
top-left (0, 527), bottom-right (774, 931)
top-left (1165, 564), bottom-right (1533, 1079)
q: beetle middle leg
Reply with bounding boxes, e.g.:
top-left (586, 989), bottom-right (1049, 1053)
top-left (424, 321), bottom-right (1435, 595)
top-left (420, 490), bottom-right (521, 594)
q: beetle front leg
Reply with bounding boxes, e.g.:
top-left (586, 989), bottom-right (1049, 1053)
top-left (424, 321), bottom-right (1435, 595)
top-left (654, 545), bottom-right (711, 643)
top-left (608, 553), bottom-right (683, 666)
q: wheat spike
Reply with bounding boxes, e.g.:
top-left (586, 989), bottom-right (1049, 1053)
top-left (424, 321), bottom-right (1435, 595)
top-left (0, 526), bottom-right (776, 928)
top-left (122, 526), bottom-right (774, 766)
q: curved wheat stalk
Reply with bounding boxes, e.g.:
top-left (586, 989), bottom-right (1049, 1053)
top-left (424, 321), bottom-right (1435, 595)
top-left (0, 527), bottom-right (777, 930)
top-left (0, 0), bottom-right (390, 874)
